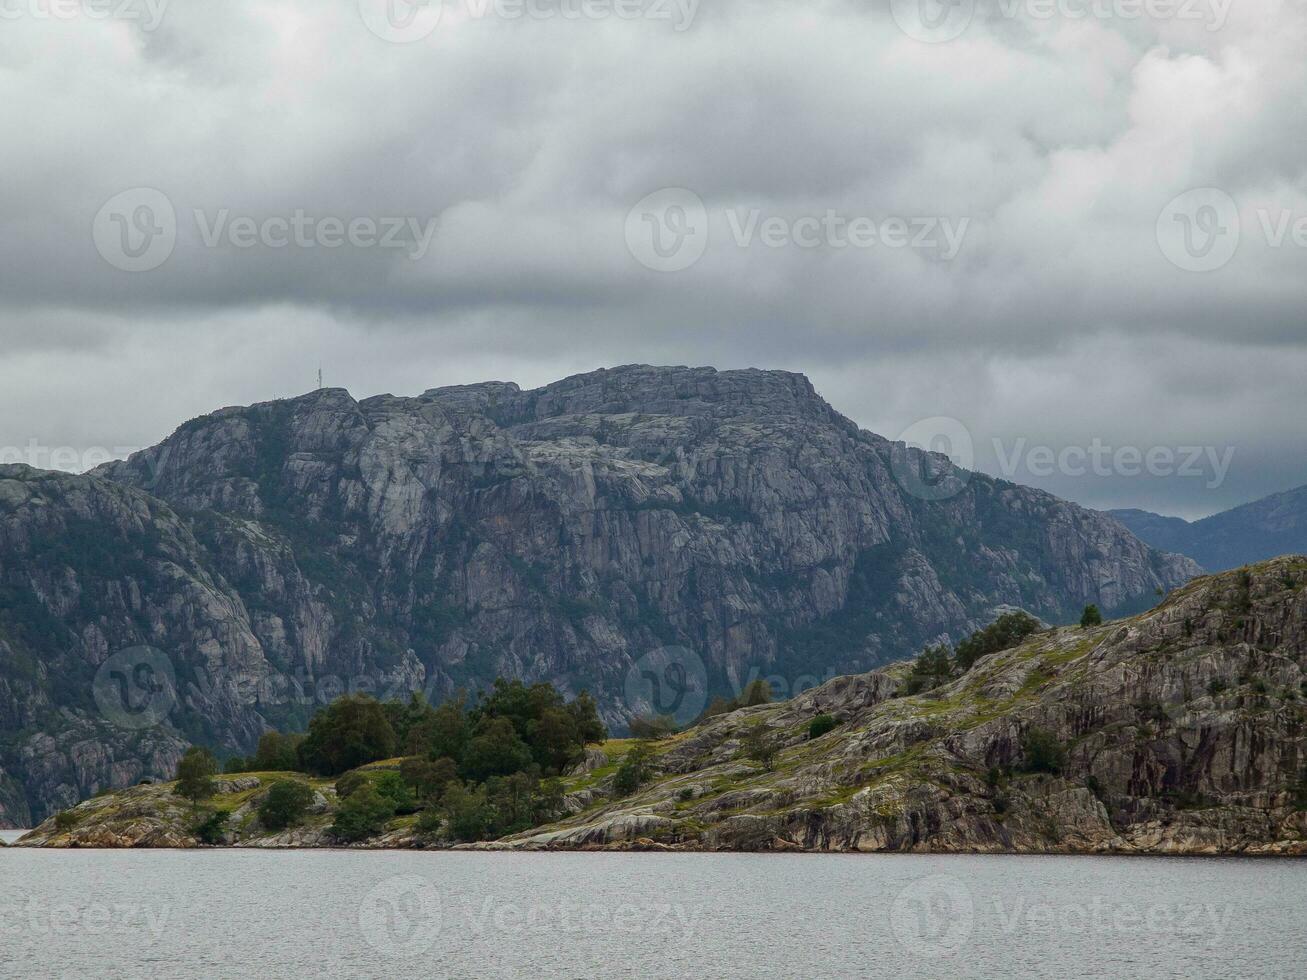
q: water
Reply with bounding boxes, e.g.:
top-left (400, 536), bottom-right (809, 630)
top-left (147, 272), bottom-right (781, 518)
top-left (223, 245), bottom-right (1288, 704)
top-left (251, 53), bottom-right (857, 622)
top-left (1, 849), bottom-right (1304, 978)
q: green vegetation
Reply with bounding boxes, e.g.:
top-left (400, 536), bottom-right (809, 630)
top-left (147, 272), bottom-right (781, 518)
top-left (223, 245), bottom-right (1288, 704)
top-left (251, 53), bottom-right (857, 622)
top-left (955, 612), bottom-right (1043, 672)
top-left (54, 810), bottom-right (79, 832)
top-left (1080, 605), bottom-right (1103, 628)
top-left (191, 809), bottom-right (229, 845)
top-left (226, 731), bottom-right (306, 775)
top-left (807, 714), bottom-right (839, 740)
top-left (258, 780), bottom-right (316, 831)
top-left (297, 695), bottom-right (398, 777)
top-left (739, 722), bottom-right (780, 770)
top-left (1020, 728), bottom-right (1067, 775)
top-left (613, 742), bottom-right (655, 796)
top-left (175, 747), bottom-right (219, 804)
top-left (330, 784), bottom-right (396, 842)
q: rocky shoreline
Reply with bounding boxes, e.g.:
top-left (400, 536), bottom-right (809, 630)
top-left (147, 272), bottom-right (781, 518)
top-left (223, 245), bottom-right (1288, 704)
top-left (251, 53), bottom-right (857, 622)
top-left (11, 559), bottom-right (1307, 857)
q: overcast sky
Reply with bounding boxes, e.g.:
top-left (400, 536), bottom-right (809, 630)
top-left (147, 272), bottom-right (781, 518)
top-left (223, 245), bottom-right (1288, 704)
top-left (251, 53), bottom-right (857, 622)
top-left (2, 0), bottom-right (1304, 519)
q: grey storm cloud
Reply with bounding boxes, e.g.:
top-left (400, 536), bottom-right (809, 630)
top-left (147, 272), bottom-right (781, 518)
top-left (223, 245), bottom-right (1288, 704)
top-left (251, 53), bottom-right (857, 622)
top-left (1, 0), bottom-right (1305, 519)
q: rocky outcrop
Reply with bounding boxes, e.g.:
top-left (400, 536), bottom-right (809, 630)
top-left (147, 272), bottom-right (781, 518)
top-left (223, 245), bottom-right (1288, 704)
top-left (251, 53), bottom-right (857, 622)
top-left (0, 366), bottom-right (1198, 826)
top-left (491, 558), bottom-right (1307, 855)
top-left (14, 559), bottom-right (1307, 855)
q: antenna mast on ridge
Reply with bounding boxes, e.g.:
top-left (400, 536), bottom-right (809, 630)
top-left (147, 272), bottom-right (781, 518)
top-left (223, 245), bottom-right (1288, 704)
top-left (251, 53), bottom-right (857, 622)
top-left (318, 365), bottom-right (323, 391)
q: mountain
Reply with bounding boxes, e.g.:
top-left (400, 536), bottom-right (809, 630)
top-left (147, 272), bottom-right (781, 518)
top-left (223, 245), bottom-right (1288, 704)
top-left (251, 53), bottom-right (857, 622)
top-left (1109, 483), bottom-right (1307, 571)
top-left (0, 365), bottom-right (1199, 826)
top-left (17, 558), bottom-right (1307, 855)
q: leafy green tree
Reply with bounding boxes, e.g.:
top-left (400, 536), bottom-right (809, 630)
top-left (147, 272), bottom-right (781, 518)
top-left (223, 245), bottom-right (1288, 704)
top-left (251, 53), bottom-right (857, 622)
top-left (739, 722), bottom-right (780, 770)
top-left (400, 756), bottom-right (458, 804)
top-left (224, 756), bottom-right (251, 774)
top-left (1080, 605), bottom-right (1103, 628)
top-left (297, 695), bottom-right (397, 776)
top-left (904, 643), bottom-right (954, 694)
top-left (741, 679), bottom-right (772, 707)
top-left (175, 747), bottom-right (219, 804)
top-left (252, 732), bottom-right (304, 772)
top-left (441, 782), bottom-right (496, 842)
top-left (461, 716), bottom-right (535, 782)
top-left (259, 780), bottom-right (316, 831)
top-left (613, 742), bottom-right (655, 795)
top-left (954, 611), bottom-right (1043, 672)
top-left (566, 691), bottom-right (608, 745)
top-left (330, 784), bottom-right (396, 842)
top-left (406, 695), bottom-right (471, 760)
top-left (530, 707), bottom-right (582, 773)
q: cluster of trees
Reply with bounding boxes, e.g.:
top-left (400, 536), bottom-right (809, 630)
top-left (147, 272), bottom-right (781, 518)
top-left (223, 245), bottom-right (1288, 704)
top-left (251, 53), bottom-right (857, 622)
top-left (175, 680), bottom-right (608, 845)
top-left (904, 611), bottom-right (1044, 694)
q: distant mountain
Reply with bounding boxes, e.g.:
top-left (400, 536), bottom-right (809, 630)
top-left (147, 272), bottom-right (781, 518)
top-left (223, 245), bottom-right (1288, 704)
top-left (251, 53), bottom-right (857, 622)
top-left (1109, 483), bottom-right (1307, 572)
top-left (0, 365), bottom-right (1199, 825)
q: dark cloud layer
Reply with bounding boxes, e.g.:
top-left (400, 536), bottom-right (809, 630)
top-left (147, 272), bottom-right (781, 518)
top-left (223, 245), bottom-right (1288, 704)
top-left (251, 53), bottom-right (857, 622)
top-left (2, 0), bottom-right (1304, 519)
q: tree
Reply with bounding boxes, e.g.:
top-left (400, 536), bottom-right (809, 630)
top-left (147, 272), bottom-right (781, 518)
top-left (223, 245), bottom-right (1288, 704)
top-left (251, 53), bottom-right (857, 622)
top-left (530, 707), bottom-right (582, 774)
top-left (259, 780), bottom-right (316, 831)
top-left (740, 723), bottom-right (780, 770)
top-left (297, 694), bottom-right (398, 776)
top-left (954, 611), bottom-right (1043, 672)
top-left (1080, 605), bottom-right (1103, 628)
top-left (628, 714), bottom-right (678, 739)
top-left (175, 747), bottom-right (218, 804)
top-left (741, 679), bottom-right (772, 707)
top-left (461, 716), bottom-right (535, 782)
top-left (441, 782), bottom-right (496, 842)
top-left (330, 784), bottom-right (396, 842)
top-left (566, 691), bottom-right (608, 746)
top-left (406, 695), bottom-right (471, 760)
top-left (613, 742), bottom-right (655, 795)
top-left (904, 643), bottom-right (954, 694)
top-left (252, 732), bottom-right (304, 772)
top-left (400, 756), bottom-right (458, 804)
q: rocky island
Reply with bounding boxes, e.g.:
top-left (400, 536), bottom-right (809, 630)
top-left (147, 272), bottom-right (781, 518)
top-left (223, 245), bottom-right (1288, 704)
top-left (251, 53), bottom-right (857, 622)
top-left (14, 558), bottom-right (1307, 855)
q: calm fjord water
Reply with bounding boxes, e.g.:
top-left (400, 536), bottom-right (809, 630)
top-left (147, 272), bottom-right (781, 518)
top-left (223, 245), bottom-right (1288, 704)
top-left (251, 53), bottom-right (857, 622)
top-left (1, 849), bottom-right (1304, 978)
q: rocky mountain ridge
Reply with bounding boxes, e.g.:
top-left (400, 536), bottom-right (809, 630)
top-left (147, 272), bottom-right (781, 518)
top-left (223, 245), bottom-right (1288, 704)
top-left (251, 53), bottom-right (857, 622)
top-left (0, 365), bottom-right (1198, 825)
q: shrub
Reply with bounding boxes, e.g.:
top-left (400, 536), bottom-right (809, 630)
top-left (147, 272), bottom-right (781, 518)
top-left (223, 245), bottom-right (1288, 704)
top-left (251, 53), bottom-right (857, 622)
top-left (808, 714), bottom-right (839, 740)
top-left (441, 783), bottom-right (495, 842)
top-left (54, 810), bottom-right (79, 832)
top-left (335, 770), bottom-right (367, 800)
top-left (1021, 728), bottom-right (1067, 775)
top-left (372, 771), bottom-right (419, 815)
top-left (330, 785), bottom-right (396, 843)
top-left (191, 809), bottom-right (229, 845)
top-left (613, 742), bottom-right (655, 796)
top-left (904, 643), bottom-right (953, 694)
top-left (740, 722), bottom-right (780, 770)
top-left (1080, 605), bottom-right (1103, 629)
top-left (259, 780), bottom-right (316, 831)
top-left (252, 732), bottom-right (305, 772)
top-left (175, 746), bottom-right (219, 804)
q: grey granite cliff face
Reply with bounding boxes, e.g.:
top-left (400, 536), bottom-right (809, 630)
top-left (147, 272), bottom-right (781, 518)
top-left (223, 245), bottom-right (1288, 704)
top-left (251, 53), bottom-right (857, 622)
top-left (0, 366), bottom-right (1197, 825)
